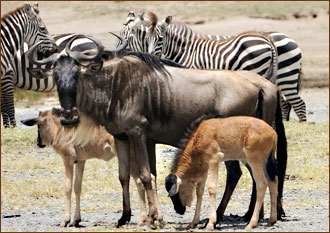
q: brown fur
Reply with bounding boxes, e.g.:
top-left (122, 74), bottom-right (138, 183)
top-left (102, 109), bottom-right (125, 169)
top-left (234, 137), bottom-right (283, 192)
top-left (171, 116), bottom-right (278, 230)
top-left (32, 110), bottom-right (160, 227)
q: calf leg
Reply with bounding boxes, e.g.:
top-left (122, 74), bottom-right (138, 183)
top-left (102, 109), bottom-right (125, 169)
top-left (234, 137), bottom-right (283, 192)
top-left (188, 174), bottom-right (207, 229)
top-left (61, 160), bottom-right (74, 227)
top-left (206, 156), bottom-right (220, 229)
top-left (72, 161), bottom-right (85, 227)
top-left (115, 138), bottom-right (132, 227)
top-left (245, 163), bottom-right (267, 230)
top-left (216, 161), bottom-right (242, 223)
top-left (267, 177), bottom-right (278, 227)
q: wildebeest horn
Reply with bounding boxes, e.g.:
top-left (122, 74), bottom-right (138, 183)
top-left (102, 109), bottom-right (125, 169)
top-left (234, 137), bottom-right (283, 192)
top-left (27, 41), bottom-right (60, 66)
top-left (109, 32), bottom-right (128, 53)
top-left (65, 35), bottom-right (105, 62)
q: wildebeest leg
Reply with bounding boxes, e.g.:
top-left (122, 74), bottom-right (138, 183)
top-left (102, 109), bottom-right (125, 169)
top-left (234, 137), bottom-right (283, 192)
top-left (130, 147), bottom-right (148, 225)
top-left (115, 138), bottom-right (132, 227)
top-left (216, 160), bottom-right (242, 223)
top-left (147, 140), bottom-right (163, 222)
top-left (61, 159), bottom-right (74, 227)
top-left (129, 129), bottom-right (157, 225)
top-left (72, 161), bottom-right (85, 227)
top-left (187, 173), bottom-right (207, 229)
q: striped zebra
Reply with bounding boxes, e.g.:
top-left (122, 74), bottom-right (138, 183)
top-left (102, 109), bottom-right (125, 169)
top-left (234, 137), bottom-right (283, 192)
top-left (1, 3), bottom-right (55, 128)
top-left (116, 11), bottom-right (163, 56)
top-left (122, 12), bottom-right (306, 122)
top-left (3, 30), bottom-right (98, 128)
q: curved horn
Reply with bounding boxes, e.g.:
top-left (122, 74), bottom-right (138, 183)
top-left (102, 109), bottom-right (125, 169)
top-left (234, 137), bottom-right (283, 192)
top-left (109, 32), bottom-right (128, 53)
top-left (27, 41), bottom-right (60, 66)
top-left (65, 35), bottom-right (105, 62)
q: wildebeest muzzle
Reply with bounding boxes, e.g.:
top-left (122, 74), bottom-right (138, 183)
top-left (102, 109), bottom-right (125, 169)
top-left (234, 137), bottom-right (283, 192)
top-left (59, 107), bottom-right (80, 127)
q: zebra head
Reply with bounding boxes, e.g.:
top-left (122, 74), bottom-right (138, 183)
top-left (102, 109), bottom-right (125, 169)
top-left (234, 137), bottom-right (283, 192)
top-left (23, 3), bottom-right (56, 54)
top-left (147, 15), bottom-right (172, 57)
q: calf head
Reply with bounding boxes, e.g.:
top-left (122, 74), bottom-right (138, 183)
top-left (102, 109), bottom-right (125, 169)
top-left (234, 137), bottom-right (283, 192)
top-left (165, 174), bottom-right (186, 215)
top-left (21, 109), bottom-right (62, 148)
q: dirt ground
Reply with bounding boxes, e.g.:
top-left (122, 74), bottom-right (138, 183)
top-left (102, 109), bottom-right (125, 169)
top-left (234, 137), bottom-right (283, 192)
top-left (1, 1), bottom-right (329, 232)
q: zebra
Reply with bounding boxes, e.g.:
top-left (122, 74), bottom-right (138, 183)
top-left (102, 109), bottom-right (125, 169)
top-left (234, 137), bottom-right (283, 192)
top-left (3, 30), bottom-right (99, 128)
top-left (1, 3), bottom-right (56, 128)
top-left (121, 12), bottom-right (306, 122)
top-left (116, 11), bottom-right (163, 56)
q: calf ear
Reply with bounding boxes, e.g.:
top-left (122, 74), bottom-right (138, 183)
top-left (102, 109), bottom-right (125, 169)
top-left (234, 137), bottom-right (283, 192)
top-left (168, 183), bottom-right (178, 197)
top-left (27, 68), bottom-right (50, 79)
top-left (21, 118), bottom-right (37, 126)
top-left (165, 174), bottom-right (179, 197)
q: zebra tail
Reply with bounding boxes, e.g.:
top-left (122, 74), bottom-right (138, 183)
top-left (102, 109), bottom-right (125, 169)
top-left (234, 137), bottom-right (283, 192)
top-left (268, 37), bottom-right (278, 84)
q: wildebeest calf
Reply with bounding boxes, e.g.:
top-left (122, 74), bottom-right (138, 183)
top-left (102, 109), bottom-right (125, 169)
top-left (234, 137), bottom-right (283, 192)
top-left (21, 108), bottom-right (159, 227)
top-left (165, 115), bottom-right (278, 230)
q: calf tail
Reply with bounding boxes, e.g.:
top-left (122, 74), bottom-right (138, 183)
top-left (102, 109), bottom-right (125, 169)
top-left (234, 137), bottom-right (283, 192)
top-left (275, 90), bottom-right (288, 217)
top-left (265, 146), bottom-right (278, 182)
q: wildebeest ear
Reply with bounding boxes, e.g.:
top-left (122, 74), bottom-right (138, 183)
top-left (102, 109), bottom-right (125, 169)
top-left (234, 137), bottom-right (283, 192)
top-left (27, 68), bottom-right (51, 79)
top-left (21, 118), bottom-right (37, 126)
top-left (87, 61), bottom-right (103, 73)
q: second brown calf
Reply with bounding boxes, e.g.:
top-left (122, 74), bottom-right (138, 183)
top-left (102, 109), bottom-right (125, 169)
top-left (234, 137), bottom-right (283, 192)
top-left (165, 116), bottom-right (278, 230)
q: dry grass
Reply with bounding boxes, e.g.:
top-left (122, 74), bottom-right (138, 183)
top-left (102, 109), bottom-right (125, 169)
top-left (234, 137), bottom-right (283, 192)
top-left (1, 119), bottom-right (328, 229)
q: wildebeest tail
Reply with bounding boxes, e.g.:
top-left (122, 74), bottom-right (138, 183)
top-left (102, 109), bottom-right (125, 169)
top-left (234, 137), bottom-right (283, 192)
top-left (274, 90), bottom-right (288, 200)
top-left (256, 89), bottom-right (264, 120)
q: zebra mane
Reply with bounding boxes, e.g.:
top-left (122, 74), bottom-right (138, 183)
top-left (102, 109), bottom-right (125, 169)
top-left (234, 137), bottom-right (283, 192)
top-left (1, 6), bottom-right (24, 20)
top-left (102, 49), bottom-right (186, 75)
top-left (171, 111), bottom-right (224, 173)
top-left (169, 22), bottom-right (214, 40)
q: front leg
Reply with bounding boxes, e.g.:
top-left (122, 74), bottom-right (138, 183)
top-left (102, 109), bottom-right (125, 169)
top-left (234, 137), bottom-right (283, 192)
top-left (61, 159), bottom-right (74, 227)
top-left (72, 161), bottom-right (85, 227)
top-left (187, 175), bottom-right (207, 229)
top-left (115, 138), bottom-right (132, 227)
top-left (129, 126), bottom-right (157, 225)
top-left (206, 155), bottom-right (220, 230)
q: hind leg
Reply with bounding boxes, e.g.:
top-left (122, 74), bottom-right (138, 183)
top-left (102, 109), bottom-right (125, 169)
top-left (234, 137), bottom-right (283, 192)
top-left (267, 177), bottom-right (278, 226)
top-left (244, 162), bottom-right (267, 230)
top-left (280, 95), bottom-right (291, 121)
top-left (280, 89), bottom-right (306, 122)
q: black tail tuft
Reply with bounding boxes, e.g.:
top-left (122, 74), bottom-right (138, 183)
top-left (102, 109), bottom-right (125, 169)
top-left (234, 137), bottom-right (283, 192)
top-left (266, 153), bottom-right (278, 181)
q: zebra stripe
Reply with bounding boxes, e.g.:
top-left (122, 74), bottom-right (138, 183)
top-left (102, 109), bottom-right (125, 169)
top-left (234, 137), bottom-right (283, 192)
top-left (121, 14), bottom-right (306, 121)
top-left (1, 3), bottom-right (55, 128)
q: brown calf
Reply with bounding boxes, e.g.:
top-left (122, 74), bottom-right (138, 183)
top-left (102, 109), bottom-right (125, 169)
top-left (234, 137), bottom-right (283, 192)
top-left (165, 116), bottom-right (278, 230)
top-left (21, 109), bottom-right (160, 227)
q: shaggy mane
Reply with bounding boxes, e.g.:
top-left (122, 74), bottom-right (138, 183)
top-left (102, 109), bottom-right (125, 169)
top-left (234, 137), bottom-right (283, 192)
top-left (171, 111), bottom-right (223, 173)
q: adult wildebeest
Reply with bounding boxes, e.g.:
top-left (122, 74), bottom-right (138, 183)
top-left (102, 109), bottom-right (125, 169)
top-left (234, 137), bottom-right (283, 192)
top-left (27, 35), bottom-right (287, 227)
top-left (165, 114), bottom-right (278, 229)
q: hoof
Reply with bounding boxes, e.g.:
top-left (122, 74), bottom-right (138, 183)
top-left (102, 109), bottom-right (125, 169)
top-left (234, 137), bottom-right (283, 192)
top-left (187, 223), bottom-right (198, 229)
top-left (60, 220), bottom-right (70, 227)
top-left (267, 221), bottom-right (276, 227)
top-left (117, 215), bottom-right (131, 227)
top-left (70, 219), bottom-right (81, 227)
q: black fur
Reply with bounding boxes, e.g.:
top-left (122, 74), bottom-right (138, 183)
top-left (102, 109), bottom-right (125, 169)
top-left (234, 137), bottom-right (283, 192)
top-left (165, 174), bottom-right (186, 215)
top-left (266, 153), bottom-right (278, 181)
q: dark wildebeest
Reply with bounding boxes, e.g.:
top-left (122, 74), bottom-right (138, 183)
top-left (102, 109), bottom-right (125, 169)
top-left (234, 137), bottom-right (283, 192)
top-left (165, 114), bottom-right (278, 229)
top-left (27, 35), bottom-right (287, 227)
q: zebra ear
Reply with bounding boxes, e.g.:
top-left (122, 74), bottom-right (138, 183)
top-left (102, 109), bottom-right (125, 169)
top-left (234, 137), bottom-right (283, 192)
top-left (165, 16), bottom-right (172, 25)
top-left (159, 16), bottom-right (172, 31)
top-left (27, 67), bottom-right (51, 79)
top-left (24, 3), bottom-right (36, 19)
top-left (32, 2), bottom-right (39, 15)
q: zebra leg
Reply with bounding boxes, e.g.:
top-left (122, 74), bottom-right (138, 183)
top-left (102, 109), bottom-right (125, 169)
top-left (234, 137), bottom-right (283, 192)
top-left (280, 94), bottom-right (291, 121)
top-left (281, 90), bottom-right (306, 122)
top-left (1, 95), bottom-right (10, 128)
top-left (1, 77), bottom-right (16, 127)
